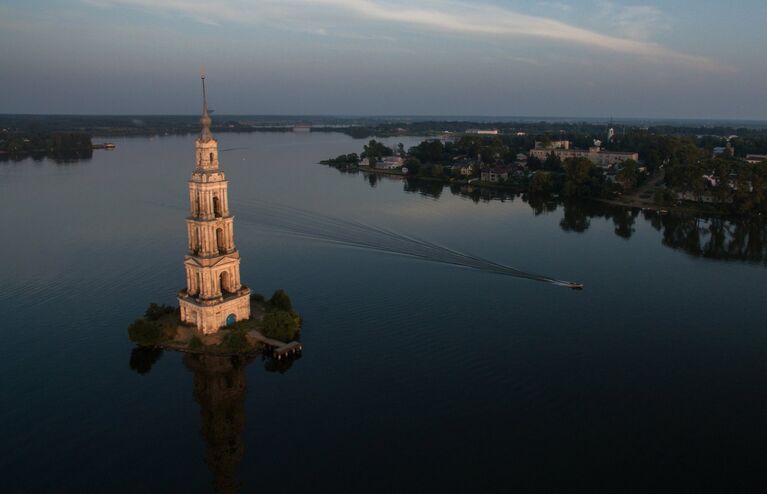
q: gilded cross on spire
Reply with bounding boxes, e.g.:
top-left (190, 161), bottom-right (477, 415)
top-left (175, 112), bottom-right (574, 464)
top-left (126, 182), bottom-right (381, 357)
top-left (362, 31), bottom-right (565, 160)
top-left (200, 69), bottom-right (213, 142)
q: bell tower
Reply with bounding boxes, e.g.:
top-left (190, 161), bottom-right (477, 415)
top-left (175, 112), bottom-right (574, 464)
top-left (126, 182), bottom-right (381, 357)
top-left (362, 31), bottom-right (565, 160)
top-left (178, 73), bottom-right (250, 334)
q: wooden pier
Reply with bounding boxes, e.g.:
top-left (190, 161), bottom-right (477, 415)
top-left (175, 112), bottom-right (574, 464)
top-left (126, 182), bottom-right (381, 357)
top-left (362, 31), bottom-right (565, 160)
top-left (246, 331), bottom-right (302, 360)
top-left (272, 341), bottom-right (303, 360)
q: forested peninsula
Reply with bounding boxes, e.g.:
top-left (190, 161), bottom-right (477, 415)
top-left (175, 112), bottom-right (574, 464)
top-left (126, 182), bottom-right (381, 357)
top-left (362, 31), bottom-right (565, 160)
top-left (322, 130), bottom-right (767, 216)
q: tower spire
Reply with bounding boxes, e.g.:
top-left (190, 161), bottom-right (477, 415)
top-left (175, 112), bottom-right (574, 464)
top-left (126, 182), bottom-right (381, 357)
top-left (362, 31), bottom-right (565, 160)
top-left (200, 69), bottom-right (213, 142)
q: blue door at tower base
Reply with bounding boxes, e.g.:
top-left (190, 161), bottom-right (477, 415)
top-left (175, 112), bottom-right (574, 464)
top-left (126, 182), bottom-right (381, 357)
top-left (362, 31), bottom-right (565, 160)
top-left (226, 314), bottom-right (236, 326)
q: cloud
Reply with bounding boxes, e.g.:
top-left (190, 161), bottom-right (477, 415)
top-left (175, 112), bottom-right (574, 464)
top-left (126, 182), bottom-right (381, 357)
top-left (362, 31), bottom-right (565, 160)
top-left (82, 0), bottom-right (723, 70)
top-left (594, 1), bottom-right (670, 41)
top-left (536, 1), bottom-right (573, 13)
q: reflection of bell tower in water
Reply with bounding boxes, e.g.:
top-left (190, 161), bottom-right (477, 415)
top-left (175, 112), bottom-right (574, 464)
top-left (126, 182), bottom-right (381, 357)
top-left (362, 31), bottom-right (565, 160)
top-left (179, 73), bottom-right (250, 333)
top-left (184, 354), bottom-right (249, 494)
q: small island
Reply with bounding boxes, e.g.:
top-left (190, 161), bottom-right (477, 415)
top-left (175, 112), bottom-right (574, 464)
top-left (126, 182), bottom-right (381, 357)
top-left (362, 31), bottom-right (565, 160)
top-left (129, 75), bottom-right (303, 361)
top-left (128, 290), bottom-right (302, 358)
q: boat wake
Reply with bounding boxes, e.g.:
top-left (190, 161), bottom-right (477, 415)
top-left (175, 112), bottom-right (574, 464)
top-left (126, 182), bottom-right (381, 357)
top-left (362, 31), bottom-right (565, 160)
top-left (231, 199), bottom-right (583, 289)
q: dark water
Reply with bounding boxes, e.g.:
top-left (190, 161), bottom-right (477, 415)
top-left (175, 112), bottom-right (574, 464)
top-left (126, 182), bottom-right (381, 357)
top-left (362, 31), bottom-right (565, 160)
top-left (2, 132), bottom-right (767, 493)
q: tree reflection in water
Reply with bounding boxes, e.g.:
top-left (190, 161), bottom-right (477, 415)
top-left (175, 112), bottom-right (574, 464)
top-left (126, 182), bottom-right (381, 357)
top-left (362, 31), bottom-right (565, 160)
top-left (316, 167), bottom-right (765, 264)
top-left (434, 183), bottom-right (766, 265)
top-left (613, 209), bottom-right (640, 239)
top-left (559, 201), bottom-right (592, 233)
top-left (404, 178), bottom-right (444, 199)
top-left (525, 194), bottom-right (558, 216)
top-left (129, 346), bottom-right (163, 375)
top-left (556, 200), bottom-right (766, 264)
top-left (649, 214), bottom-right (767, 264)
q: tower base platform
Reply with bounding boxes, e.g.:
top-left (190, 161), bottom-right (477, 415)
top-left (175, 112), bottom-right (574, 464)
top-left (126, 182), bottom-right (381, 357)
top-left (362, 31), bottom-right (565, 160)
top-left (179, 287), bottom-right (251, 335)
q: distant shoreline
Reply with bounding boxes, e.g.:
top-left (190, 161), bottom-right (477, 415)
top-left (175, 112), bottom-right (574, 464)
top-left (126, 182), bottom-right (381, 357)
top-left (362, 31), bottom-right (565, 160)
top-left (5, 114), bottom-right (767, 141)
top-left (3, 113), bottom-right (767, 126)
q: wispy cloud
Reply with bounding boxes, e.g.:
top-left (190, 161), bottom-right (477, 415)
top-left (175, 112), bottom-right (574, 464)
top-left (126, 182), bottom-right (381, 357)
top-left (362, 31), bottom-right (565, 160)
top-left (535, 1), bottom-right (574, 14)
top-left (594, 1), bottom-right (670, 42)
top-left (82, 0), bottom-right (724, 70)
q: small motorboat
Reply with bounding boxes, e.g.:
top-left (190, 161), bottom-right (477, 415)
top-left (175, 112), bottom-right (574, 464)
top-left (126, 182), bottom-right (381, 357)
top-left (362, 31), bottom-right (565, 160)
top-left (567, 283), bottom-right (584, 290)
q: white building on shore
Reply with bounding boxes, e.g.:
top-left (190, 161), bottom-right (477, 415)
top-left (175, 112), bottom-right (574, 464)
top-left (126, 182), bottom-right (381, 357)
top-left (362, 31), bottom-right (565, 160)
top-left (467, 129), bottom-right (499, 135)
top-left (529, 141), bottom-right (639, 168)
top-left (376, 156), bottom-right (404, 170)
top-left (746, 154), bottom-right (767, 164)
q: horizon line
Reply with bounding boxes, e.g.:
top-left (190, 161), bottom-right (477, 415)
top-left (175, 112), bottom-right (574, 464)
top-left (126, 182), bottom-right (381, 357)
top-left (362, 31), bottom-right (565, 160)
top-left (2, 112), bottom-right (767, 124)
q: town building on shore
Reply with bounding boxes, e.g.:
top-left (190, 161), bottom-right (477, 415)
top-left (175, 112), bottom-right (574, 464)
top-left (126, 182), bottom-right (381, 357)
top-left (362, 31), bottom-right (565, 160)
top-left (534, 140), bottom-right (570, 150)
top-left (178, 75), bottom-right (251, 334)
top-left (746, 154), bottom-right (767, 164)
top-left (467, 129), bottom-right (499, 135)
top-left (529, 141), bottom-right (639, 168)
top-left (481, 166), bottom-right (511, 183)
top-left (376, 155), bottom-right (404, 170)
top-left (448, 156), bottom-right (477, 176)
top-left (450, 161), bottom-right (475, 176)
top-left (713, 140), bottom-right (735, 158)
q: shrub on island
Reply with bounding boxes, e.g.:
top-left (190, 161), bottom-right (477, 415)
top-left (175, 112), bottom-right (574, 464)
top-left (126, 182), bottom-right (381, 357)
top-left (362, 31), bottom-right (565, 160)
top-left (128, 319), bottom-right (163, 346)
top-left (188, 335), bottom-right (203, 351)
top-left (223, 329), bottom-right (249, 352)
top-left (128, 303), bottom-right (181, 346)
top-left (144, 303), bottom-right (177, 321)
top-left (261, 311), bottom-right (300, 342)
top-left (250, 289), bottom-right (301, 342)
top-left (269, 289), bottom-right (293, 311)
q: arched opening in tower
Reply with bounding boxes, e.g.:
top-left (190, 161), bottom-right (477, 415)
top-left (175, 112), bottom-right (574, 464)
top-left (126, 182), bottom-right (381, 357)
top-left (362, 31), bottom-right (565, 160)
top-left (220, 271), bottom-right (231, 295)
top-left (216, 227), bottom-right (226, 253)
top-left (213, 196), bottom-right (222, 218)
top-left (194, 227), bottom-right (201, 254)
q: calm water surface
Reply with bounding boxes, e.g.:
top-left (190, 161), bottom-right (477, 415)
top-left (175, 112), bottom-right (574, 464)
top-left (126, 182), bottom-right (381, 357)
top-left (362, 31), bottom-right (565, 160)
top-left (1, 132), bottom-right (767, 493)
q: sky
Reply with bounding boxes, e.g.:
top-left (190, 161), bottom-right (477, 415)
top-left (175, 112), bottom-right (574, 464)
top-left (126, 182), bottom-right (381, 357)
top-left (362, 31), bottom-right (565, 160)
top-left (1, 0), bottom-right (766, 119)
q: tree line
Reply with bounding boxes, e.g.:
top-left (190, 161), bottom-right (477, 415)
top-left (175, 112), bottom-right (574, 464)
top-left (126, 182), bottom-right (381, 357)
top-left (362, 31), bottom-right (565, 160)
top-left (0, 130), bottom-right (93, 161)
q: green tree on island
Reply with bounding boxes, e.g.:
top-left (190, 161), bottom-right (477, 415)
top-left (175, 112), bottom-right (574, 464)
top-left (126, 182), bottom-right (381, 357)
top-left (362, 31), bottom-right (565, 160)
top-left (526, 155), bottom-right (543, 171)
top-left (362, 140), bottom-right (392, 164)
top-left (408, 139), bottom-right (444, 164)
top-left (269, 289), bottom-right (293, 311)
top-left (616, 159), bottom-right (640, 191)
top-left (733, 163), bottom-right (767, 214)
top-left (404, 157), bottom-right (421, 175)
top-left (529, 171), bottom-right (553, 194)
top-left (563, 157), bottom-right (601, 197)
top-left (543, 152), bottom-right (563, 172)
top-left (261, 311), bottom-right (300, 342)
